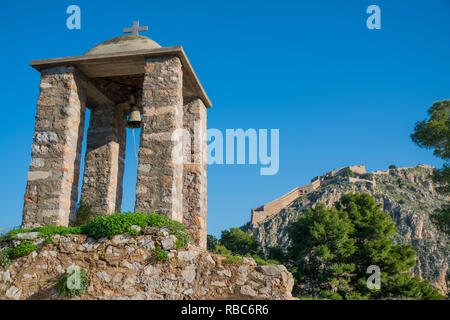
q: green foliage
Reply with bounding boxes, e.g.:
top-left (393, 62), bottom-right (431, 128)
top-left (343, 168), bottom-right (355, 177)
top-left (248, 254), bottom-right (280, 265)
top-left (223, 255), bottom-right (243, 265)
top-left (213, 244), bottom-right (232, 256)
top-left (389, 164), bottom-right (397, 170)
top-left (432, 164), bottom-right (450, 195)
top-left (360, 173), bottom-right (374, 180)
top-left (175, 238), bottom-right (183, 250)
top-left (56, 268), bottom-right (89, 298)
top-left (8, 241), bottom-right (38, 259)
top-left (430, 204), bottom-right (449, 235)
top-left (220, 228), bottom-right (258, 255)
top-left (74, 201), bottom-right (99, 226)
top-left (153, 248), bottom-right (169, 261)
top-left (208, 229), bottom-right (277, 265)
top-left (2, 213), bottom-right (190, 264)
top-left (288, 193), bottom-right (443, 300)
top-left (6, 228), bottom-right (31, 241)
top-left (81, 212), bottom-right (149, 238)
top-left (411, 100), bottom-right (449, 161)
top-left (80, 212), bottom-right (190, 246)
top-left (288, 201), bottom-right (356, 299)
top-left (129, 229), bottom-right (140, 237)
top-left (208, 231), bottom-right (277, 265)
top-left (33, 225), bottom-right (82, 238)
top-left (207, 234), bottom-right (219, 252)
top-left (385, 273), bottom-right (444, 300)
top-left (0, 247), bottom-right (12, 268)
top-left (6, 225), bottom-right (81, 241)
top-left (411, 101), bottom-right (450, 235)
top-left (268, 246), bottom-right (288, 263)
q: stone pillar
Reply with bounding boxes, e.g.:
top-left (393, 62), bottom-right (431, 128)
top-left (22, 66), bottom-right (86, 228)
top-left (182, 98), bottom-right (207, 249)
top-left (135, 56), bottom-right (184, 222)
top-left (80, 104), bottom-right (127, 215)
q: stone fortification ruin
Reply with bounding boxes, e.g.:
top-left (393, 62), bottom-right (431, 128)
top-left (22, 28), bottom-right (211, 249)
top-left (251, 165), bottom-right (371, 224)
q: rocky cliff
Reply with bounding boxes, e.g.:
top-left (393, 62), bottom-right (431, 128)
top-left (0, 228), bottom-right (293, 300)
top-left (248, 165), bottom-right (449, 294)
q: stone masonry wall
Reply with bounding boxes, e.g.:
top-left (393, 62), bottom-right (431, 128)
top-left (0, 231), bottom-right (293, 300)
top-left (22, 66), bottom-right (86, 228)
top-left (135, 56), bottom-right (184, 222)
top-left (80, 103), bottom-right (126, 214)
top-left (182, 99), bottom-right (207, 249)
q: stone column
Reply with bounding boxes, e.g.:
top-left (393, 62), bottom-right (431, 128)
top-left (22, 66), bottom-right (86, 228)
top-left (135, 56), bottom-right (184, 222)
top-left (80, 104), bottom-right (127, 215)
top-left (182, 98), bottom-right (207, 249)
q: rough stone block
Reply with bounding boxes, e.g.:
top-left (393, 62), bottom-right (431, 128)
top-left (80, 103), bottom-right (126, 215)
top-left (135, 56), bottom-right (184, 222)
top-left (22, 66), bottom-right (86, 228)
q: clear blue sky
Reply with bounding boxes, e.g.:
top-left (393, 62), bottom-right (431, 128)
top-left (0, 0), bottom-right (448, 236)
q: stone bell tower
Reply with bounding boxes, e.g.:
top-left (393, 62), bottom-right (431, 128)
top-left (22, 22), bottom-right (211, 248)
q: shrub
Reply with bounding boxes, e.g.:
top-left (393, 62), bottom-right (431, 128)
top-left (389, 164), bottom-right (397, 169)
top-left (213, 244), bottom-right (232, 256)
top-left (288, 193), bottom-right (444, 300)
top-left (223, 255), bottom-right (243, 265)
top-left (129, 228), bottom-right (140, 237)
top-left (81, 212), bottom-right (190, 245)
top-left (153, 248), bottom-right (169, 261)
top-left (342, 168), bottom-right (354, 178)
top-left (0, 247), bottom-right (11, 268)
top-left (268, 246), bottom-right (288, 263)
top-left (207, 234), bottom-right (219, 252)
top-left (220, 228), bottom-right (258, 255)
top-left (8, 241), bottom-right (38, 259)
top-left (56, 268), bottom-right (89, 298)
top-left (249, 254), bottom-right (280, 265)
top-left (175, 238), bottom-right (183, 250)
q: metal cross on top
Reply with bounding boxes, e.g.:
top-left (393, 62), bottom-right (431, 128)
top-left (123, 20), bottom-right (148, 36)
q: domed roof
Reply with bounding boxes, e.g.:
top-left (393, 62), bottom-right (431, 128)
top-left (84, 35), bottom-right (161, 56)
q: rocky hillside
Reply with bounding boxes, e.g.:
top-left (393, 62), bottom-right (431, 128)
top-left (0, 228), bottom-right (293, 300)
top-left (248, 165), bottom-right (449, 294)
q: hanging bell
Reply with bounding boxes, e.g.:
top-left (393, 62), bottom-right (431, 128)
top-left (126, 105), bottom-right (142, 129)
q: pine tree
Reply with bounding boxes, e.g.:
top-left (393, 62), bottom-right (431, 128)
top-left (288, 193), bottom-right (444, 300)
top-left (411, 100), bottom-right (449, 235)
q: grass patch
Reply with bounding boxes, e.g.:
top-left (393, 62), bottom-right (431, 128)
top-left (223, 255), bottom-right (243, 265)
top-left (0, 247), bottom-right (11, 268)
top-left (175, 238), bottom-right (183, 250)
top-left (6, 225), bottom-right (81, 241)
top-left (81, 212), bottom-right (190, 245)
top-left (208, 240), bottom-right (280, 266)
top-left (153, 248), bottom-right (169, 261)
top-left (8, 241), bottom-right (38, 259)
top-left (56, 268), bottom-right (89, 298)
top-left (4, 212), bottom-right (190, 242)
top-left (249, 254), bottom-right (280, 265)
